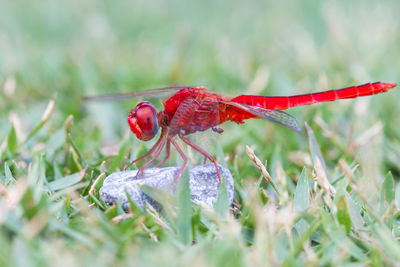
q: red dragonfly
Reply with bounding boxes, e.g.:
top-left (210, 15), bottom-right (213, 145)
top-left (85, 82), bottom-right (396, 182)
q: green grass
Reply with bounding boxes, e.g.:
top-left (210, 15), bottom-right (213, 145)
top-left (1, 0), bottom-right (400, 266)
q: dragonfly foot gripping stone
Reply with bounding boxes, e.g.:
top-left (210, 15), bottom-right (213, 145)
top-left (100, 164), bottom-right (234, 212)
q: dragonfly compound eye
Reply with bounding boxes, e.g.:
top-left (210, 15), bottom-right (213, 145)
top-left (127, 101), bottom-right (159, 141)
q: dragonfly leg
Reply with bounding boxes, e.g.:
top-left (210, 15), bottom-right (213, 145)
top-left (180, 136), bottom-right (221, 183)
top-left (125, 128), bottom-right (167, 170)
top-left (203, 156), bottom-right (207, 165)
top-left (136, 132), bottom-right (168, 177)
top-left (155, 140), bottom-right (171, 168)
top-left (169, 138), bottom-right (187, 182)
top-left (212, 127), bottom-right (224, 134)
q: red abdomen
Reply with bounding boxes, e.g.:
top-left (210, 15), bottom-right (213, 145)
top-left (231, 82), bottom-right (396, 110)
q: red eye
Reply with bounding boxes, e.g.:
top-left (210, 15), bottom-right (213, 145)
top-left (127, 102), bottom-right (159, 141)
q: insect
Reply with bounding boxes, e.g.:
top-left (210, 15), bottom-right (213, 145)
top-left (85, 82), bottom-right (396, 182)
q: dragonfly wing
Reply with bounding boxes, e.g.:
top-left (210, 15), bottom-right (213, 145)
top-left (83, 86), bottom-right (196, 102)
top-left (167, 96), bottom-right (222, 165)
top-left (221, 101), bottom-right (303, 134)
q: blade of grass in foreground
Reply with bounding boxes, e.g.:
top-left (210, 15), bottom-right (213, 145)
top-left (305, 122), bottom-right (326, 171)
top-left (176, 168), bottom-right (192, 245)
top-left (139, 184), bottom-right (176, 228)
top-left (381, 172), bottom-right (395, 204)
top-left (7, 124), bottom-right (18, 154)
top-left (48, 169), bottom-right (86, 191)
top-left (3, 162), bottom-right (16, 185)
top-left (214, 175), bottom-right (229, 217)
top-left (294, 168), bottom-right (310, 211)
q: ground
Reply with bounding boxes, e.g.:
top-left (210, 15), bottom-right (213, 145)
top-left (1, 0), bottom-right (400, 266)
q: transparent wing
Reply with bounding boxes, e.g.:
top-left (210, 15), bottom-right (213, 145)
top-left (221, 101), bottom-right (303, 134)
top-left (167, 96), bottom-right (223, 165)
top-left (83, 86), bottom-right (194, 102)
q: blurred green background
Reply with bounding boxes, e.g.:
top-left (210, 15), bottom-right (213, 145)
top-left (1, 0), bottom-right (400, 265)
top-left (1, 0), bottom-right (399, 171)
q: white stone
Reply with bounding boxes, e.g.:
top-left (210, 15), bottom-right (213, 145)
top-left (100, 164), bottom-right (234, 211)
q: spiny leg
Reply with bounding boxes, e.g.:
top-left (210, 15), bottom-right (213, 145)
top-left (169, 138), bottom-right (188, 182)
top-left (212, 127), bottom-right (224, 134)
top-left (155, 140), bottom-right (171, 168)
top-left (180, 136), bottom-right (221, 183)
top-left (125, 129), bottom-right (167, 170)
top-left (136, 132), bottom-right (168, 177)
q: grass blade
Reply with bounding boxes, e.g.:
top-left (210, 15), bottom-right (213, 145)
top-left (214, 175), bottom-right (229, 217)
top-left (382, 172), bottom-right (395, 204)
top-left (48, 169), bottom-right (86, 191)
top-left (294, 168), bottom-right (310, 211)
top-left (7, 125), bottom-right (17, 154)
top-left (176, 168), bottom-right (192, 245)
top-left (3, 162), bottom-right (16, 185)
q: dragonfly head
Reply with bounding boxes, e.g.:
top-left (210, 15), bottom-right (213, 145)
top-left (127, 101), bottom-right (159, 141)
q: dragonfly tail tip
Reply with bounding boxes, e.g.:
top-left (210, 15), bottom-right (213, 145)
top-left (385, 82), bottom-right (397, 90)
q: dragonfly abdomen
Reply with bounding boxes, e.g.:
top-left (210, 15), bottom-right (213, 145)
top-left (231, 82), bottom-right (396, 110)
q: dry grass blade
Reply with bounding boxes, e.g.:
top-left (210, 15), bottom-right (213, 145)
top-left (89, 172), bottom-right (105, 197)
top-left (23, 94), bottom-right (57, 144)
top-left (3, 76), bottom-right (16, 97)
top-left (247, 65), bottom-right (270, 94)
top-left (22, 211), bottom-right (50, 239)
top-left (305, 122), bottom-right (327, 172)
top-left (146, 205), bottom-right (172, 231)
top-left (0, 1), bottom-right (398, 265)
top-left (338, 159), bottom-right (358, 185)
top-left (314, 157), bottom-right (336, 196)
top-left (111, 213), bottom-right (134, 224)
top-left (246, 145), bottom-right (280, 197)
top-left (0, 180), bottom-right (28, 225)
top-left (353, 122), bottom-right (383, 149)
top-left (246, 146), bottom-right (272, 182)
top-left (41, 95), bottom-right (56, 122)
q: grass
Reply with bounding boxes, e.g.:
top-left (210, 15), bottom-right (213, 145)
top-left (1, 0), bottom-right (400, 266)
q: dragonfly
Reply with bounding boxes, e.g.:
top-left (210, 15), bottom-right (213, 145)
top-left (84, 82), bottom-right (397, 182)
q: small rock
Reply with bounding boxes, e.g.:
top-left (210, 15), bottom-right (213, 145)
top-left (100, 164), bottom-right (234, 211)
